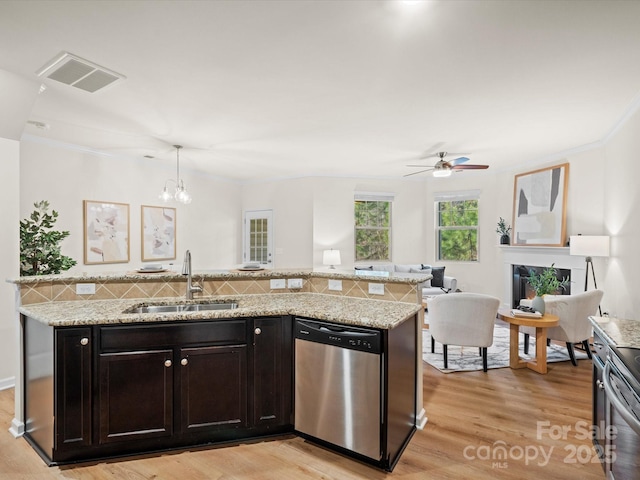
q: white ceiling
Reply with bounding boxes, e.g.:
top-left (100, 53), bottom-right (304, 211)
top-left (2, 0), bottom-right (640, 182)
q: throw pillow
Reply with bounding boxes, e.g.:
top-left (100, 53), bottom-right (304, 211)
top-left (354, 266), bottom-right (373, 271)
top-left (431, 266), bottom-right (445, 287)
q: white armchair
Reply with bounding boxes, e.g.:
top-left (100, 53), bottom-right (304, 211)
top-left (523, 289), bottom-right (604, 365)
top-left (428, 293), bottom-right (500, 372)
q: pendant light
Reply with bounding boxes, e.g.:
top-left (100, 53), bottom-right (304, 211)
top-left (159, 145), bottom-right (192, 204)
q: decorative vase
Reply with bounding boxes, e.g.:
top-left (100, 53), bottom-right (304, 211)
top-left (500, 234), bottom-right (510, 245)
top-left (532, 295), bottom-right (545, 315)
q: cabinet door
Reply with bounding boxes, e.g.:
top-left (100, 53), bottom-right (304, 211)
top-left (179, 345), bottom-right (247, 434)
top-left (54, 327), bottom-right (92, 450)
top-left (98, 349), bottom-right (173, 444)
top-left (252, 317), bottom-right (292, 427)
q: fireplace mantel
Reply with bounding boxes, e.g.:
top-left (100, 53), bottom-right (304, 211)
top-left (499, 245), bottom-right (586, 307)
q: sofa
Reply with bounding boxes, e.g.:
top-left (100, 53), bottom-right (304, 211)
top-left (355, 263), bottom-right (458, 299)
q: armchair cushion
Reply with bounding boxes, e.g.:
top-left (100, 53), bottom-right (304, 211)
top-left (428, 293), bottom-right (500, 348)
top-left (522, 289), bottom-right (604, 343)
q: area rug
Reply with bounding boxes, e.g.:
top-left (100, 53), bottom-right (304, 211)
top-left (422, 324), bottom-right (589, 373)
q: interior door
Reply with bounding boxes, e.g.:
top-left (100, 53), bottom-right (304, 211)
top-left (243, 210), bottom-right (273, 268)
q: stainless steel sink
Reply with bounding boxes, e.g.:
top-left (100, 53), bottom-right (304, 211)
top-left (125, 302), bottom-right (238, 314)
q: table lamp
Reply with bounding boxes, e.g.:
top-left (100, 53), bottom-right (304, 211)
top-left (323, 249), bottom-right (341, 269)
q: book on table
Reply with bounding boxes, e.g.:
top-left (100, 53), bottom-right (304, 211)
top-left (510, 309), bottom-right (542, 318)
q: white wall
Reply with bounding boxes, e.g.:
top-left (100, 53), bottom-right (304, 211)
top-left (311, 177), bottom-right (428, 267)
top-left (0, 68), bottom-right (39, 391)
top-left (0, 138), bottom-right (20, 389)
top-left (241, 177), bottom-right (315, 268)
top-left (603, 107), bottom-right (640, 320)
top-left (20, 139), bottom-right (242, 273)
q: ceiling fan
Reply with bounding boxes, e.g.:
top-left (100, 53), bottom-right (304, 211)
top-left (404, 152), bottom-right (489, 177)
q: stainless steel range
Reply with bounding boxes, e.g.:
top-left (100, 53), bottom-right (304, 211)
top-left (593, 331), bottom-right (640, 479)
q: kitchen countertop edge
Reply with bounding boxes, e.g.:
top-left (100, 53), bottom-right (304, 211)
top-left (590, 315), bottom-right (640, 349)
top-left (19, 293), bottom-right (421, 330)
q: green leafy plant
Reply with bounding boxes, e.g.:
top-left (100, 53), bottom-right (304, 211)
top-left (20, 200), bottom-right (77, 276)
top-left (496, 217), bottom-right (512, 236)
top-left (527, 264), bottom-right (570, 296)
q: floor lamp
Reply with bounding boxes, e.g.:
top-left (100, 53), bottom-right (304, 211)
top-left (569, 235), bottom-right (610, 315)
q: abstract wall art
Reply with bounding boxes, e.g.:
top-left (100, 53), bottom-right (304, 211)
top-left (141, 205), bottom-right (176, 261)
top-left (512, 163), bottom-right (569, 247)
top-left (83, 200), bottom-right (130, 264)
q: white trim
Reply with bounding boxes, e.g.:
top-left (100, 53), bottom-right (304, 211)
top-left (0, 376), bottom-right (15, 391)
top-left (354, 191), bottom-right (396, 202)
top-left (433, 189), bottom-right (481, 201)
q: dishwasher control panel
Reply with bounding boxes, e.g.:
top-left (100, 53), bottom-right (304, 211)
top-left (294, 318), bottom-right (381, 354)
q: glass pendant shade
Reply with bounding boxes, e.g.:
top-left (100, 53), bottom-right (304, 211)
top-left (159, 145), bottom-right (192, 204)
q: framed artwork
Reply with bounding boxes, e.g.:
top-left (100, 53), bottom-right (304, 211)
top-left (512, 163), bottom-right (569, 247)
top-left (141, 205), bottom-right (176, 261)
top-left (83, 200), bottom-right (130, 264)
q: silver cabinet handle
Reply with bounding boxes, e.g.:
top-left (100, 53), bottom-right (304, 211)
top-left (181, 358), bottom-right (188, 366)
top-left (80, 337), bottom-right (89, 346)
top-left (255, 327), bottom-right (262, 335)
top-left (164, 359), bottom-right (172, 367)
top-left (596, 379), bottom-right (604, 390)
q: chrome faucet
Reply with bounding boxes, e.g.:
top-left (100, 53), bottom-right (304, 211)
top-left (182, 250), bottom-right (202, 300)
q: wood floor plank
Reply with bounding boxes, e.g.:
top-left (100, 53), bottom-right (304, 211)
top-left (0, 354), bottom-right (605, 479)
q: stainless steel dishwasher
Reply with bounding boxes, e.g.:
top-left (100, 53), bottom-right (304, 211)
top-left (294, 317), bottom-right (382, 461)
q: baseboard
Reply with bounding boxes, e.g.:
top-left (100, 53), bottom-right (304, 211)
top-left (0, 376), bottom-right (15, 391)
top-left (416, 407), bottom-right (428, 429)
top-left (9, 418), bottom-right (24, 438)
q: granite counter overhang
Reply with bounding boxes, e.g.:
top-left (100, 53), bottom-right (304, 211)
top-left (590, 316), bottom-right (640, 349)
top-left (9, 268), bottom-right (432, 285)
top-left (19, 293), bottom-right (421, 330)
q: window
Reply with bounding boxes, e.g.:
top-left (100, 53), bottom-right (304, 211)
top-left (243, 210), bottom-right (273, 267)
top-left (435, 191), bottom-right (479, 262)
top-left (354, 193), bottom-right (393, 262)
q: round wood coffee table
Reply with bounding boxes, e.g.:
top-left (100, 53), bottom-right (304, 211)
top-left (497, 308), bottom-right (559, 374)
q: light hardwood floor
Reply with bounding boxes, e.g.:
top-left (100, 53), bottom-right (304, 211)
top-left (0, 356), bottom-right (605, 479)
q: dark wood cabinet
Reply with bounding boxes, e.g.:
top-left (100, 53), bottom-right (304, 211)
top-left (37, 316), bottom-right (294, 464)
top-left (54, 327), bottom-right (92, 450)
top-left (98, 349), bottom-right (174, 444)
top-left (179, 344), bottom-right (248, 434)
top-left (251, 316), bottom-right (292, 428)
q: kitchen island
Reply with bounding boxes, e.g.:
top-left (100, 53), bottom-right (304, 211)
top-left (10, 269), bottom-right (428, 470)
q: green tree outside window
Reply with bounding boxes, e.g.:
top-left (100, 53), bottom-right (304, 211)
top-left (436, 199), bottom-right (478, 261)
top-left (355, 200), bottom-right (391, 262)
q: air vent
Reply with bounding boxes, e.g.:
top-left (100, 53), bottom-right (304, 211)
top-left (36, 51), bottom-right (125, 93)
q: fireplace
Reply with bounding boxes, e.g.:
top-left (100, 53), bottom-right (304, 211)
top-left (512, 264), bottom-right (571, 308)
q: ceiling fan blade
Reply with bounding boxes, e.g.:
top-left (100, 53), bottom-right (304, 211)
top-left (403, 168), bottom-right (434, 177)
top-left (451, 164), bottom-right (489, 170)
top-left (447, 156), bottom-right (470, 167)
top-left (406, 164), bottom-right (436, 168)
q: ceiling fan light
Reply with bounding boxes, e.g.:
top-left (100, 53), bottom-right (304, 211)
top-left (432, 167), bottom-right (452, 177)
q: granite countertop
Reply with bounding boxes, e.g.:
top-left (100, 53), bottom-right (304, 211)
top-left (590, 316), bottom-right (640, 349)
top-left (19, 293), bottom-right (421, 330)
top-left (8, 268), bottom-right (431, 285)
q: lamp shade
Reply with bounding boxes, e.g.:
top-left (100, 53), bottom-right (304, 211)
top-left (569, 235), bottom-right (610, 258)
top-left (322, 249), bottom-right (341, 268)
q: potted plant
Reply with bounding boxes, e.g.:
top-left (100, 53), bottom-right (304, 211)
top-left (20, 200), bottom-right (77, 276)
top-left (527, 264), bottom-right (570, 314)
top-left (496, 217), bottom-right (512, 245)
